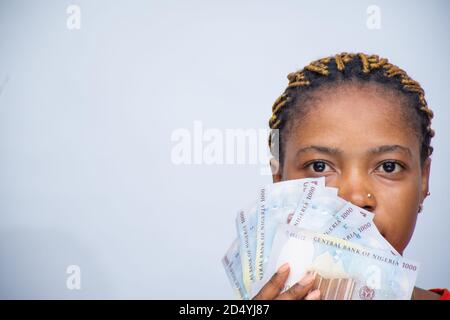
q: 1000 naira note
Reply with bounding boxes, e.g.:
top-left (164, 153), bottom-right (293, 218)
top-left (222, 239), bottom-right (248, 300)
top-left (255, 225), bottom-right (419, 300)
top-left (235, 203), bottom-right (257, 293)
top-left (254, 177), bottom-right (325, 281)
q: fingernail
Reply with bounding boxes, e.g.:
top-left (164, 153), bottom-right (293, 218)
top-left (305, 289), bottom-right (321, 300)
top-left (299, 272), bottom-right (315, 286)
top-left (277, 263), bottom-right (290, 274)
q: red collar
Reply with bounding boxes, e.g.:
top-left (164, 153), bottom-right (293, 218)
top-left (430, 288), bottom-right (450, 300)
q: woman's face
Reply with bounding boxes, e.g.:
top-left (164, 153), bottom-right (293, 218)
top-left (272, 84), bottom-right (431, 255)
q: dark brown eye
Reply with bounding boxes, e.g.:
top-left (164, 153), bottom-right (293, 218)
top-left (382, 161), bottom-right (396, 173)
top-left (312, 161), bottom-right (326, 172)
top-left (376, 161), bottom-right (403, 174)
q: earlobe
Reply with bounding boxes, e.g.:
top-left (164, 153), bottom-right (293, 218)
top-left (270, 158), bottom-right (282, 183)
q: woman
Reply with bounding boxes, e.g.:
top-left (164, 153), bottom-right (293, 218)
top-left (253, 53), bottom-right (449, 300)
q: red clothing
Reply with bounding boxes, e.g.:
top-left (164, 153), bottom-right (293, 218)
top-left (430, 288), bottom-right (450, 300)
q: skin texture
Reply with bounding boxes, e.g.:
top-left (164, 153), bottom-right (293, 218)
top-left (254, 83), bottom-right (439, 300)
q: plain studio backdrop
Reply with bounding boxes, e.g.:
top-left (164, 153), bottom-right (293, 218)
top-left (0, 0), bottom-right (449, 299)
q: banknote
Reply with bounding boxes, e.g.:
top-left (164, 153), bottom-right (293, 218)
top-left (319, 203), bottom-right (399, 256)
top-left (256, 225), bottom-right (419, 300)
top-left (295, 187), bottom-right (349, 232)
top-left (235, 203), bottom-right (257, 293)
top-left (254, 177), bottom-right (326, 281)
top-left (222, 239), bottom-right (248, 300)
top-left (289, 181), bottom-right (341, 227)
top-left (223, 177), bottom-right (414, 300)
top-left (322, 203), bottom-right (373, 236)
top-left (336, 218), bottom-right (400, 256)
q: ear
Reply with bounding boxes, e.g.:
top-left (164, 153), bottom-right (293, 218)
top-left (421, 157), bottom-right (431, 202)
top-left (270, 158), bottom-right (282, 183)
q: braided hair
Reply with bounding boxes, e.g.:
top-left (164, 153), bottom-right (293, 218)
top-left (268, 53), bottom-right (435, 168)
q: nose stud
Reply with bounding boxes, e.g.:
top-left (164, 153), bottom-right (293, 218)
top-left (367, 193), bottom-right (373, 199)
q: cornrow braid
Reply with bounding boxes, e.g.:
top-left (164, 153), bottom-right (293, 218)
top-left (269, 52), bottom-right (435, 166)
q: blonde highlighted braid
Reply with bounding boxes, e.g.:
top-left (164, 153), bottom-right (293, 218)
top-left (269, 53), bottom-right (435, 164)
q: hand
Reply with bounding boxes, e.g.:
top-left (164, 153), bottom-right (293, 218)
top-left (252, 263), bottom-right (321, 300)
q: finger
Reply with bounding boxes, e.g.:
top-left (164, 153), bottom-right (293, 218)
top-left (276, 271), bottom-right (316, 300)
top-left (253, 263), bottom-right (290, 300)
top-left (305, 289), bottom-right (321, 300)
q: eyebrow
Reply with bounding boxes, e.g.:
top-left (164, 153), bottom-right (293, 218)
top-left (368, 145), bottom-right (412, 157)
top-left (295, 145), bottom-right (342, 157)
top-left (295, 144), bottom-right (412, 158)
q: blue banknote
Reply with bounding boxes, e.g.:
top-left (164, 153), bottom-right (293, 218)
top-left (257, 225), bottom-right (419, 300)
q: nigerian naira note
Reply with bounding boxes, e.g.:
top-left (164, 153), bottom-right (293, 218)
top-left (235, 202), bottom-right (257, 293)
top-left (256, 225), bottom-right (419, 300)
top-left (222, 239), bottom-right (248, 300)
top-left (254, 177), bottom-right (325, 281)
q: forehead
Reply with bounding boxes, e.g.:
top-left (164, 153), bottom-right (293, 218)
top-left (286, 84), bottom-right (421, 157)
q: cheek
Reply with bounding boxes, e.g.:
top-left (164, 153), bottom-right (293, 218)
top-left (374, 184), bottom-right (421, 253)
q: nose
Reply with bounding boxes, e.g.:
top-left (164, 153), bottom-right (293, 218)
top-left (331, 172), bottom-right (376, 212)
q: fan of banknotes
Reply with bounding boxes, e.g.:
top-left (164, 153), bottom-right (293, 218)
top-left (222, 177), bottom-right (419, 300)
